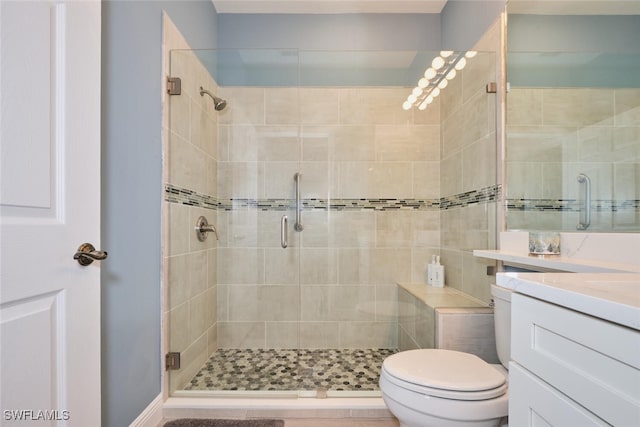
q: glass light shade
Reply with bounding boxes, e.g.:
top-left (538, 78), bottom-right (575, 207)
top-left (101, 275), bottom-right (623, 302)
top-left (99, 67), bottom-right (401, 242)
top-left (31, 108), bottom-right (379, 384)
top-left (446, 69), bottom-right (457, 80)
top-left (402, 101), bottom-right (412, 110)
top-left (424, 68), bottom-right (437, 79)
top-left (454, 57), bottom-right (467, 70)
top-left (431, 56), bottom-right (445, 70)
top-left (440, 50), bottom-right (454, 58)
top-left (418, 78), bottom-right (428, 88)
top-left (408, 94), bottom-right (417, 103)
top-left (418, 100), bottom-right (428, 110)
top-left (438, 79), bottom-right (448, 89)
top-left (465, 51), bottom-right (477, 58)
top-left (431, 87), bottom-right (440, 98)
top-left (425, 95), bottom-right (434, 105)
top-left (412, 87), bottom-right (423, 96)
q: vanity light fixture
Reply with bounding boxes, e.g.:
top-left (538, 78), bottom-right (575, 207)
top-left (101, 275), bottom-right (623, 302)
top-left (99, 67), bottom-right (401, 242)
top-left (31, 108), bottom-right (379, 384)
top-left (403, 50), bottom-right (477, 111)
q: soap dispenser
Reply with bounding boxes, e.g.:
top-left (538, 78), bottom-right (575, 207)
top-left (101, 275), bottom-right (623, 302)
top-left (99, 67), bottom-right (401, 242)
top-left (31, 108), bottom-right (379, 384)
top-left (432, 256), bottom-right (445, 288)
top-left (427, 255), bottom-right (436, 285)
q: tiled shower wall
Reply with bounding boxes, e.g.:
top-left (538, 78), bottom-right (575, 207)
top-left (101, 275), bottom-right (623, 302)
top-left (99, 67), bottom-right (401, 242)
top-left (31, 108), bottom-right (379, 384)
top-left (163, 23), bottom-right (503, 379)
top-left (214, 87), bottom-right (442, 349)
top-left (437, 23), bottom-right (500, 304)
top-left (506, 87), bottom-right (640, 231)
top-left (163, 17), bottom-right (219, 393)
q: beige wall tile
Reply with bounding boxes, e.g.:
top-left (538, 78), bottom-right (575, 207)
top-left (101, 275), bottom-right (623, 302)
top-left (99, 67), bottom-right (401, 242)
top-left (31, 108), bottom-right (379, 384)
top-left (298, 322), bottom-right (340, 348)
top-left (542, 88), bottom-right (614, 127)
top-left (218, 87), bottom-right (264, 126)
top-left (339, 321), bottom-right (397, 348)
top-left (507, 125), bottom-right (578, 162)
top-left (217, 248), bottom-right (264, 285)
top-left (375, 125), bottom-right (440, 161)
top-left (340, 88), bottom-right (412, 125)
top-left (462, 134), bottom-right (497, 192)
top-left (440, 151), bottom-right (462, 198)
top-left (615, 89), bottom-right (640, 126)
top-left (227, 285), bottom-right (299, 322)
top-left (329, 211), bottom-right (375, 248)
top-left (265, 88), bottom-right (300, 125)
top-left (508, 88), bottom-right (542, 126)
top-left (266, 322), bottom-right (299, 348)
top-left (217, 161), bottom-right (263, 199)
top-left (412, 162), bottom-right (440, 199)
top-left (338, 162), bottom-right (413, 199)
top-left (169, 302), bottom-right (190, 352)
top-left (376, 210), bottom-right (440, 248)
top-left (338, 248), bottom-right (411, 285)
top-left (300, 248), bottom-right (338, 285)
top-left (217, 322), bottom-right (265, 348)
top-left (265, 248), bottom-right (300, 285)
top-left (167, 202), bottom-right (190, 256)
top-left (300, 88), bottom-right (341, 125)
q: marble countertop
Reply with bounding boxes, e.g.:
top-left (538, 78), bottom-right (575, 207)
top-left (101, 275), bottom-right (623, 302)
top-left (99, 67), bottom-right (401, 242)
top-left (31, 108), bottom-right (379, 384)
top-left (474, 249), bottom-right (640, 273)
top-left (497, 272), bottom-right (640, 330)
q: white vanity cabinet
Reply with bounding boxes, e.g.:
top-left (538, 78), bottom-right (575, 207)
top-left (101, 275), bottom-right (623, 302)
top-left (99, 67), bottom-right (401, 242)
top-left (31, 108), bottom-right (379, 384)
top-left (509, 291), bottom-right (640, 426)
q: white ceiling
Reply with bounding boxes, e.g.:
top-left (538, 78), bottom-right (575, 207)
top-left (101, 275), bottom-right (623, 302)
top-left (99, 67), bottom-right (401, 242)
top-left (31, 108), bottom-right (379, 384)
top-left (211, 0), bottom-right (448, 14)
top-left (211, 0), bottom-right (640, 15)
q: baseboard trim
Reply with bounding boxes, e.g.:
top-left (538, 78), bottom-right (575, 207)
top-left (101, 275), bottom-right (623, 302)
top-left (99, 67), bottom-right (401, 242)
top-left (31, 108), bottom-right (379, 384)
top-left (129, 393), bottom-right (164, 427)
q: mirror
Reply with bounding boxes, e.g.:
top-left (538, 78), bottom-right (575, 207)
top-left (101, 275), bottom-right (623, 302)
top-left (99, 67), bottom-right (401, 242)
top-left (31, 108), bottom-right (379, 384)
top-left (505, 1), bottom-right (640, 232)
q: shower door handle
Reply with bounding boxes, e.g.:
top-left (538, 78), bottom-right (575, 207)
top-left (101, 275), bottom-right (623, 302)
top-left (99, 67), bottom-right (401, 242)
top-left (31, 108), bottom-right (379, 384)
top-left (577, 173), bottom-right (591, 230)
top-left (281, 215), bottom-right (288, 248)
top-left (294, 172), bottom-right (303, 231)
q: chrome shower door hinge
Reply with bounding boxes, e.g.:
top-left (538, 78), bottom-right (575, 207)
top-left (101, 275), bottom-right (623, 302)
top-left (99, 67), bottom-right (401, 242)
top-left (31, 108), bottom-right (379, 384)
top-left (165, 352), bottom-right (181, 370)
top-left (166, 76), bottom-right (182, 95)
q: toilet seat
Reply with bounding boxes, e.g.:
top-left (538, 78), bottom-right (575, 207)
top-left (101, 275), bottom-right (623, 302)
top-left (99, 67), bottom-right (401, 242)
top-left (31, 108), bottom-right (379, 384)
top-left (382, 349), bottom-right (507, 401)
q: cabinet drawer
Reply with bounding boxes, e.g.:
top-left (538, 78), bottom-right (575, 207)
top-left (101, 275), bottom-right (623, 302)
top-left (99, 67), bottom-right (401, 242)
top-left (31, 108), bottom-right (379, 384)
top-left (511, 293), bottom-right (640, 426)
top-left (509, 363), bottom-right (608, 426)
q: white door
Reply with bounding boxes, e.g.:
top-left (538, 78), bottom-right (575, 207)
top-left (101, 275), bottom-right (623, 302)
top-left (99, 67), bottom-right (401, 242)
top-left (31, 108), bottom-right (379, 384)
top-left (0, 1), bottom-right (101, 425)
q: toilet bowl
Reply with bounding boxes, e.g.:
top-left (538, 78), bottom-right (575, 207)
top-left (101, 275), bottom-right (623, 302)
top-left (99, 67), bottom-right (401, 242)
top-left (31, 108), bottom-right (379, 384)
top-left (380, 284), bottom-right (512, 427)
top-left (380, 349), bottom-right (508, 427)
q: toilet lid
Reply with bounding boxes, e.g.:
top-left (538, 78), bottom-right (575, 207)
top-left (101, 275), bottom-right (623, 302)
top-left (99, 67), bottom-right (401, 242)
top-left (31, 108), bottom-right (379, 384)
top-left (382, 349), bottom-right (506, 393)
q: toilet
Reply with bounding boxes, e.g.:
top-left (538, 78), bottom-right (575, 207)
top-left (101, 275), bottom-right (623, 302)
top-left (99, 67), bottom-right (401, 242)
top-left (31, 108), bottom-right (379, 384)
top-left (379, 284), bottom-right (512, 427)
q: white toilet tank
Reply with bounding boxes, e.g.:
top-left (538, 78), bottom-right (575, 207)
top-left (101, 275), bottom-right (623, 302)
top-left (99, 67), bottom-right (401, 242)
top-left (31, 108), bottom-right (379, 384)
top-left (490, 284), bottom-right (512, 369)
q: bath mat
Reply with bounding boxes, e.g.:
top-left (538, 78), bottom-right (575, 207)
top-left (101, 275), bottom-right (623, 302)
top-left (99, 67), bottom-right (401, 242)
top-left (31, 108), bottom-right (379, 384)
top-left (163, 419), bottom-right (284, 427)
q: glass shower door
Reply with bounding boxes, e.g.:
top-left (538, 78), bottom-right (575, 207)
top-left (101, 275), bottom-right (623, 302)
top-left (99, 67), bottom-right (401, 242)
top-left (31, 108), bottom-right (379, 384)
top-left (165, 48), bottom-right (306, 396)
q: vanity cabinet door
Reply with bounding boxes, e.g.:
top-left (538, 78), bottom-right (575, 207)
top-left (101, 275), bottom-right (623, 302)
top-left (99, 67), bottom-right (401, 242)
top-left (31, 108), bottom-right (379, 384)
top-left (509, 363), bottom-right (610, 426)
top-left (511, 293), bottom-right (640, 426)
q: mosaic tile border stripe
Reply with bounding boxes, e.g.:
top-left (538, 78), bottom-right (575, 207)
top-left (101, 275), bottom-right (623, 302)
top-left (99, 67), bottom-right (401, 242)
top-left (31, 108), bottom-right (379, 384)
top-left (165, 183), bottom-right (501, 212)
top-left (506, 198), bottom-right (640, 212)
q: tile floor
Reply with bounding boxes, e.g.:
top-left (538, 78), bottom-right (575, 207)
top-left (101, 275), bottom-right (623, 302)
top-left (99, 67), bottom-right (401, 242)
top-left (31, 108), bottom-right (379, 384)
top-left (185, 349), bottom-right (397, 392)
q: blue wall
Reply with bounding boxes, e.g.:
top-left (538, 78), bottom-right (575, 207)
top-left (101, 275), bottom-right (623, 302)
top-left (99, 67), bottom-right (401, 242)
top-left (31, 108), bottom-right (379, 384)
top-left (507, 15), bottom-right (640, 87)
top-left (441, 0), bottom-right (505, 50)
top-left (101, 1), bottom-right (217, 426)
top-left (218, 13), bottom-right (441, 50)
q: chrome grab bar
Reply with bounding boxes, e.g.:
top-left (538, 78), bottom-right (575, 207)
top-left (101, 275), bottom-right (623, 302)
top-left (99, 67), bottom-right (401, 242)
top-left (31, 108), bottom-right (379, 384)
top-left (577, 173), bottom-right (591, 230)
top-left (281, 215), bottom-right (288, 248)
top-left (294, 172), bottom-right (303, 231)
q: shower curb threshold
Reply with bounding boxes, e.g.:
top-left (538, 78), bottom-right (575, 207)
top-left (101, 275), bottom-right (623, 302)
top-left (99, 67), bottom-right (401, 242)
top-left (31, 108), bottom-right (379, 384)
top-left (163, 397), bottom-right (393, 420)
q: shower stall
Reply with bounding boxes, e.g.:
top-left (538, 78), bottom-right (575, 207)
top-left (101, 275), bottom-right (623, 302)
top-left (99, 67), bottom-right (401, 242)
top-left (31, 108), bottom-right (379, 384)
top-left (163, 46), bottom-right (499, 397)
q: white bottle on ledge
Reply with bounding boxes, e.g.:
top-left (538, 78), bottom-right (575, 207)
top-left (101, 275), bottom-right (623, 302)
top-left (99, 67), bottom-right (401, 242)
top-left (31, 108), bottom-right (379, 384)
top-left (431, 256), bottom-right (445, 288)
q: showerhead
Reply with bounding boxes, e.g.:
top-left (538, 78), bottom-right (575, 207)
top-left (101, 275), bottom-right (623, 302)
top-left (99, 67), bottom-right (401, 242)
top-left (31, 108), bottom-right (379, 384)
top-left (199, 86), bottom-right (227, 111)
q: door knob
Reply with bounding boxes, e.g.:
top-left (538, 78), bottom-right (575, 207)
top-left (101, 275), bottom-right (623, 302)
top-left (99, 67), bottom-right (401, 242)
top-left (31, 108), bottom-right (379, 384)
top-left (74, 243), bottom-right (108, 266)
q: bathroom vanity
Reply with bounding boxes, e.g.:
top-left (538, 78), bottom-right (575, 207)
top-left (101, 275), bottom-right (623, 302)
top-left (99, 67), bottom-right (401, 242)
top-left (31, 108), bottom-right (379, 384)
top-left (497, 273), bottom-right (640, 426)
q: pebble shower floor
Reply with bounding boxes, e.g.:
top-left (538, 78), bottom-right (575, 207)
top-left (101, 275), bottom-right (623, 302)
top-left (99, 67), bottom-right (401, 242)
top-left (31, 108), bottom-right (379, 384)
top-left (185, 348), bottom-right (398, 392)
